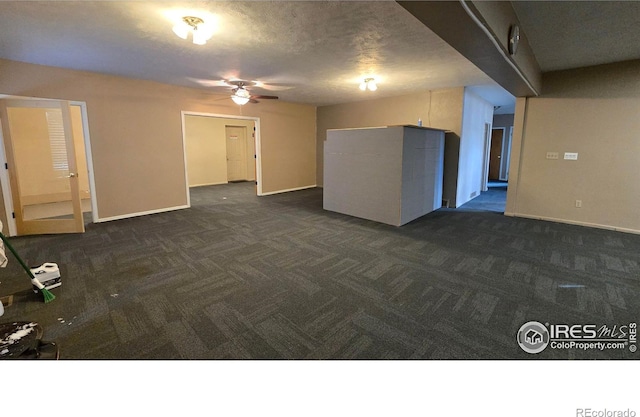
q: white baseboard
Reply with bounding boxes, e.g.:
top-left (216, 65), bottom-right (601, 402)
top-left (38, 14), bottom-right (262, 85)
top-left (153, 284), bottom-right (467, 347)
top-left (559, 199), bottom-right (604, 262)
top-left (504, 212), bottom-right (640, 235)
top-left (96, 205), bottom-right (190, 223)
top-left (259, 185), bottom-right (317, 196)
top-left (189, 181), bottom-right (228, 188)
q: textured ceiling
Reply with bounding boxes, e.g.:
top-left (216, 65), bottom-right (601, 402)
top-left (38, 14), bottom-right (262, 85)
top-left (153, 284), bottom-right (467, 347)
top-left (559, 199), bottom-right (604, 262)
top-left (512, 1), bottom-right (640, 72)
top-left (0, 1), bottom-right (507, 107)
top-left (0, 1), bottom-right (637, 110)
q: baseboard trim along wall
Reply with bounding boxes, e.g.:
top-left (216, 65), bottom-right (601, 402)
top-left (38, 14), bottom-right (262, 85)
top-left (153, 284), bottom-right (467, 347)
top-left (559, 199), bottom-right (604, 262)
top-left (259, 185), bottom-right (317, 196)
top-left (189, 181), bottom-right (229, 188)
top-left (96, 205), bottom-right (190, 223)
top-left (504, 212), bottom-right (640, 235)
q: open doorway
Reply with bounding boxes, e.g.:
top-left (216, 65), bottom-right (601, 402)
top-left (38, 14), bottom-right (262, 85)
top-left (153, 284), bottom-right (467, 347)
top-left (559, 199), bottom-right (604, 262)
top-left (467, 121), bottom-right (513, 213)
top-left (487, 127), bottom-right (509, 190)
top-left (181, 112), bottom-right (261, 196)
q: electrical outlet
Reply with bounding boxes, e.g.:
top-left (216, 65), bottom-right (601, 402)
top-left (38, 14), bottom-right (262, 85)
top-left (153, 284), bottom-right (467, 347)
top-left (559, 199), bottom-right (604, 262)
top-left (564, 152), bottom-right (578, 160)
top-left (546, 152), bottom-right (559, 160)
top-left (575, 200), bottom-right (582, 208)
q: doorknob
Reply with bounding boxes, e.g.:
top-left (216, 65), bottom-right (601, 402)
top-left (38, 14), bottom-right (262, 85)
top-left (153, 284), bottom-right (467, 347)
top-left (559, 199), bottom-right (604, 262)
top-left (67, 172), bottom-right (77, 178)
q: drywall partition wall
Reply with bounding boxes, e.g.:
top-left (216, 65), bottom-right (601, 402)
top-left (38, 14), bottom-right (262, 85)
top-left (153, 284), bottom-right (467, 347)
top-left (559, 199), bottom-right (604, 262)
top-left (0, 59), bottom-right (316, 221)
top-left (506, 60), bottom-right (640, 233)
top-left (456, 88), bottom-right (494, 207)
top-left (325, 127), bottom-right (404, 225)
top-left (324, 126), bottom-right (445, 226)
top-left (400, 126), bottom-right (445, 223)
top-left (184, 115), bottom-right (255, 187)
top-left (316, 88), bottom-right (464, 188)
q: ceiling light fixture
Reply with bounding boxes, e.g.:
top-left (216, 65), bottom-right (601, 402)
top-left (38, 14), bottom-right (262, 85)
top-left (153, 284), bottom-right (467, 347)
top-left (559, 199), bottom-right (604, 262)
top-left (231, 87), bottom-right (251, 105)
top-left (172, 16), bottom-right (213, 45)
top-left (359, 78), bottom-right (378, 91)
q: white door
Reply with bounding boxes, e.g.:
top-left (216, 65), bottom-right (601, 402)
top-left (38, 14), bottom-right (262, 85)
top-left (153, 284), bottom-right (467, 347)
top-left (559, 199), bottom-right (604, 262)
top-left (226, 126), bottom-right (247, 181)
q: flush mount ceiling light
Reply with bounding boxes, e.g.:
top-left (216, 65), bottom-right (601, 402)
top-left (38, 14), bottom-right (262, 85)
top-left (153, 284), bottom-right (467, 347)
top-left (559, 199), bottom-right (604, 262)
top-left (172, 16), bottom-right (213, 45)
top-left (231, 86), bottom-right (251, 105)
top-left (359, 78), bottom-right (378, 91)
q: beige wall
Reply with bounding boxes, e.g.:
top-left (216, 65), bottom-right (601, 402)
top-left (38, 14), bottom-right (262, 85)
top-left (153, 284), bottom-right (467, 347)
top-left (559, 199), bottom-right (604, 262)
top-left (184, 115), bottom-right (255, 187)
top-left (316, 87), bottom-right (492, 208)
top-left (316, 88), bottom-right (464, 188)
top-left (0, 58), bottom-right (316, 221)
top-left (506, 60), bottom-right (640, 233)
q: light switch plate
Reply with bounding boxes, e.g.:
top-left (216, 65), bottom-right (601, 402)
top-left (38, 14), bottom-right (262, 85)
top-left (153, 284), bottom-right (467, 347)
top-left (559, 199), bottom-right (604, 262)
top-left (564, 152), bottom-right (578, 160)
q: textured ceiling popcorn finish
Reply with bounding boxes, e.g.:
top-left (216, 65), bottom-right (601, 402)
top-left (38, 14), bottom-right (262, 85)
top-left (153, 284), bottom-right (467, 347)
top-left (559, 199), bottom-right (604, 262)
top-left (0, 1), bottom-right (501, 106)
top-left (1, 1), bottom-right (637, 107)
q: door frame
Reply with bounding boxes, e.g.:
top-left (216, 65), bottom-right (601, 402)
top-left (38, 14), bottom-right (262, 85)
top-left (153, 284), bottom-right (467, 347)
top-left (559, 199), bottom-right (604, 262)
top-left (481, 122), bottom-right (493, 192)
top-left (225, 125), bottom-right (249, 182)
top-left (0, 97), bottom-right (97, 236)
top-left (488, 127), bottom-right (505, 182)
top-left (500, 127), bottom-right (513, 181)
top-left (180, 111), bottom-right (262, 198)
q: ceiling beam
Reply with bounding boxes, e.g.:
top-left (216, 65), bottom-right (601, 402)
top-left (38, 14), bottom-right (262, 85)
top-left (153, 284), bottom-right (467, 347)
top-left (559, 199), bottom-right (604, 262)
top-left (397, 1), bottom-right (541, 97)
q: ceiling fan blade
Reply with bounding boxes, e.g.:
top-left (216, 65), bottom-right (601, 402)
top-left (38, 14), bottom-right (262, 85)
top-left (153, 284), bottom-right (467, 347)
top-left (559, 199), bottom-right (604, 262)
top-left (249, 98), bottom-right (260, 104)
top-left (189, 78), bottom-right (232, 88)
top-left (250, 95), bottom-right (279, 100)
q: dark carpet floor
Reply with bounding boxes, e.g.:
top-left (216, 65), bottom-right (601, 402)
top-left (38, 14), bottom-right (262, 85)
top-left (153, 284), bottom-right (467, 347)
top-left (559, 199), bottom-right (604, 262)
top-left (1, 182), bottom-right (638, 359)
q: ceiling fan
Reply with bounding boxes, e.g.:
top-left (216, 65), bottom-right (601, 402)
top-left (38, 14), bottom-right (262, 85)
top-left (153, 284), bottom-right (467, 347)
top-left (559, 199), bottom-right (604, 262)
top-left (226, 80), bottom-right (279, 105)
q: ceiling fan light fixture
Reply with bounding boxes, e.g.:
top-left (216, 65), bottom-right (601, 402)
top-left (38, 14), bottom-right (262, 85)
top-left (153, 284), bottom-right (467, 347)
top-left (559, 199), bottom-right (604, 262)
top-left (231, 86), bottom-right (251, 105)
top-left (231, 95), bottom-right (250, 105)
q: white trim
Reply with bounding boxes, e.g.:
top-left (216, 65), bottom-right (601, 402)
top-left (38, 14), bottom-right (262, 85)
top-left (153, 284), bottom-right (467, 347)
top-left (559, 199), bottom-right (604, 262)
top-left (503, 212), bottom-right (640, 236)
top-left (487, 126), bottom-right (506, 186)
top-left (0, 118), bottom-right (17, 236)
top-left (95, 205), bottom-right (190, 223)
top-left (181, 111), bottom-right (262, 196)
top-left (500, 126), bottom-right (513, 181)
top-left (254, 118), bottom-right (263, 196)
top-left (180, 111), bottom-right (191, 208)
top-left (70, 101), bottom-right (99, 223)
top-left (189, 181), bottom-right (228, 188)
top-left (481, 122), bottom-right (493, 192)
top-left (260, 185), bottom-right (316, 196)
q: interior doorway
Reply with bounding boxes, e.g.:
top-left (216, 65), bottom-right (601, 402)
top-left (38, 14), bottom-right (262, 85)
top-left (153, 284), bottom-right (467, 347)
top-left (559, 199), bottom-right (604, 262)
top-left (488, 128), bottom-right (504, 181)
top-left (226, 125), bottom-right (248, 182)
top-left (483, 125), bottom-right (512, 189)
top-left (0, 98), bottom-right (95, 236)
top-left (182, 112), bottom-right (262, 195)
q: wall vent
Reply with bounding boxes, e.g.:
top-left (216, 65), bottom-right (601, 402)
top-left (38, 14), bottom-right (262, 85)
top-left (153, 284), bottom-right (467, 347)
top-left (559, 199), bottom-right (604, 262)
top-left (470, 191), bottom-right (477, 198)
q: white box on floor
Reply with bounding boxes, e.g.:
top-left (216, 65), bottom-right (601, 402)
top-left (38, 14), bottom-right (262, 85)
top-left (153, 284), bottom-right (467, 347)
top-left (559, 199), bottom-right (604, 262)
top-left (30, 262), bottom-right (61, 292)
